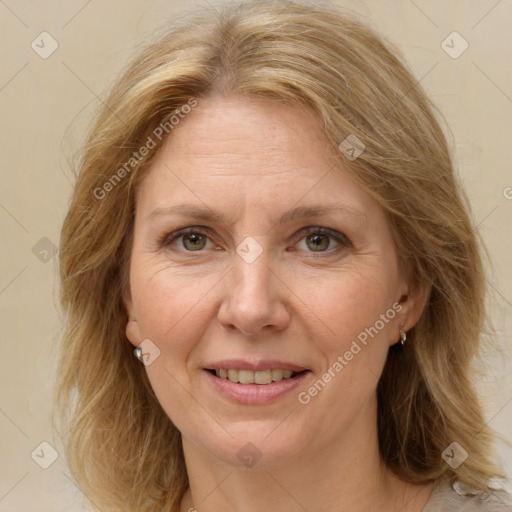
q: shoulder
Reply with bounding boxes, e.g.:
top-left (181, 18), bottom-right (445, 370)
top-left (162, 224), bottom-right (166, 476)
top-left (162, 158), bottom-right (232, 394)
top-left (422, 479), bottom-right (512, 511)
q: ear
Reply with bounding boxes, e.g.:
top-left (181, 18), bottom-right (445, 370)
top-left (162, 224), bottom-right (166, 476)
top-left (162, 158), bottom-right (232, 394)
top-left (392, 274), bottom-right (431, 345)
top-left (123, 285), bottom-right (142, 348)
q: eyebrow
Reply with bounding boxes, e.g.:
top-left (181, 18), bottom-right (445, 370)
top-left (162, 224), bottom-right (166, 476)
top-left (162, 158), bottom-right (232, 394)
top-left (146, 203), bottom-right (367, 228)
top-left (277, 204), bottom-right (367, 227)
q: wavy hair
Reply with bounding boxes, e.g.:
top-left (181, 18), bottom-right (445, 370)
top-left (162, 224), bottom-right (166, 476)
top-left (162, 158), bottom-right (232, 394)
top-left (54, 1), bottom-right (506, 510)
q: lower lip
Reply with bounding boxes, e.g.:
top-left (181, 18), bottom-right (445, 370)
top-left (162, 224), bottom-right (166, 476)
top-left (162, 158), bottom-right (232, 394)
top-left (203, 370), bottom-right (311, 404)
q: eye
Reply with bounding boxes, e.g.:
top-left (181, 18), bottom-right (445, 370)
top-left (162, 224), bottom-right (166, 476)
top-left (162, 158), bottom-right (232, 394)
top-left (160, 227), bottom-right (213, 252)
top-left (304, 233), bottom-right (332, 251)
top-left (294, 227), bottom-right (351, 256)
top-left (181, 232), bottom-right (207, 251)
top-left (159, 226), bottom-right (351, 256)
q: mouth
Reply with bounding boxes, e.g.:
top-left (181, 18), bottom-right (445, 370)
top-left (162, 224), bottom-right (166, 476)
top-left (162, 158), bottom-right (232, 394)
top-left (205, 368), bottom-right (308, 385)
top-left (203, 364), bottom-right (312, 404)
top-left (202, 359), bottom-right (312, 403)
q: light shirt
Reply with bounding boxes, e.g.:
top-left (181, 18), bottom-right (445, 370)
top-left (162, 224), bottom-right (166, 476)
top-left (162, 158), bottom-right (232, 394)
top-left (422, 479), bottom-right (512, 511)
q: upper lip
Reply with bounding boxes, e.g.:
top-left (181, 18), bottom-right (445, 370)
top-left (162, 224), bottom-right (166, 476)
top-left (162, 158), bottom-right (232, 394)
top-left (205, 359), bottom-right (309, 372)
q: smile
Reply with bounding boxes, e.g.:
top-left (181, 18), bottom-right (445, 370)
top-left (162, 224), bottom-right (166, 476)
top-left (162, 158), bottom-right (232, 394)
top-left (211, 368), bottom-right (301, 384)
top-left (203, 368), bottom-right (311, 404)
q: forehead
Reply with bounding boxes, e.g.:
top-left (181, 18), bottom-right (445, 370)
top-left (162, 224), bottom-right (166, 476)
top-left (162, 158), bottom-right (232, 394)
top-left (134, 95), bottom-right (378, 225)
top-left (144, 95), bottom-right (333, 175)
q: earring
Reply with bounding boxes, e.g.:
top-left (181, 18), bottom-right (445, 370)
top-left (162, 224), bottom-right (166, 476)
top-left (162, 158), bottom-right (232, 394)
top-left (399, 329), bottom-right (407, 346)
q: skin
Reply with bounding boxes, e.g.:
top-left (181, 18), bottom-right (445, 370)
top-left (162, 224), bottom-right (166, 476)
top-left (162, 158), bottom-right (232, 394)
top-left (124, 96), bottom-right (433, 512)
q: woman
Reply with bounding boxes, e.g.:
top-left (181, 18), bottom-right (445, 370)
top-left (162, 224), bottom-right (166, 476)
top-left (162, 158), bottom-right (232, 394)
top-left (55, 1), bottom-right (512, 511)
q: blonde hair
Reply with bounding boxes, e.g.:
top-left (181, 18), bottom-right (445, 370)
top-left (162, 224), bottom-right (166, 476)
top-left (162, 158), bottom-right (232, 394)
top-left (54, 1), bottom-right (506, 510)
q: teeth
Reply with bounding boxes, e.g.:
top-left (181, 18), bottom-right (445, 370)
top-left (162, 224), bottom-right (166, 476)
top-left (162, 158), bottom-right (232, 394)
top-left (272, 369), bottom-right (282, 381)
top-left (255, 369), bottom-right (272, 384)
top-left (238, 369), bottom-right (255, 384)
top-left (214, 368), bottom-right (298, 384)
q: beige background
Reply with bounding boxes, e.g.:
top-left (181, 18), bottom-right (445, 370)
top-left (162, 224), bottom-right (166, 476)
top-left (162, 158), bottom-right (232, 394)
top-left (0, 0), bottom-right (511, 510)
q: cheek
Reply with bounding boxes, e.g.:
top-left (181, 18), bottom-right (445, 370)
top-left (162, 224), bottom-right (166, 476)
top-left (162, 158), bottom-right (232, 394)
top-left (296, 272), bottom-right (397, 427)
top-left (131, 261), bottom-right (218, 360)
top-left (309, 265), bottom-right (398, 351)
top-left (131, 264), bottom-right (219, 431)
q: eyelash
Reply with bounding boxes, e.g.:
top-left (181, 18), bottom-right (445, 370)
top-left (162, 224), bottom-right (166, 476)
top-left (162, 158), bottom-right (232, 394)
top-left (158, 226), bottom-right (351, 258)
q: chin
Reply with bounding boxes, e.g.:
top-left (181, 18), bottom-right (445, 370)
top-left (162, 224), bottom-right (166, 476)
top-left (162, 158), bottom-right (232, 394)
top-left (189, 422), bottom-right (309, 469)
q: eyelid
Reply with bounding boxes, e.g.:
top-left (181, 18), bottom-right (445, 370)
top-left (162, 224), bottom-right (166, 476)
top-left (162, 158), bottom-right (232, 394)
top-left (295, 226), bottom-right (351, 247)
top-left (160, 226), bottom-right (215, 248)
top-left (159, 225), bottom-right (352, 254)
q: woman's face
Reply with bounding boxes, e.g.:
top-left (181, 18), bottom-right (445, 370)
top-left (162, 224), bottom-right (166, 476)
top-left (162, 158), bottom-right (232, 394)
top-left (125, 95), bottom-right (423, 468)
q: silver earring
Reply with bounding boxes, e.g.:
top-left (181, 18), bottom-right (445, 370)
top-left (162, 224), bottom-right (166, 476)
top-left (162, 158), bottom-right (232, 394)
top-left (399, 329), bottom-right (407, 346)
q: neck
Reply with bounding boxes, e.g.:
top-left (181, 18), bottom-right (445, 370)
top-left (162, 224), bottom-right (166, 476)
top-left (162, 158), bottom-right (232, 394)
top-left (179, 395), bottom-right (433, 512)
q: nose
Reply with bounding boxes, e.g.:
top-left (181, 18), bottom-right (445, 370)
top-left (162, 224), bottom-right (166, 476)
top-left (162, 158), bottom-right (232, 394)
top-left (217, 253), bottom-right (291, 336)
